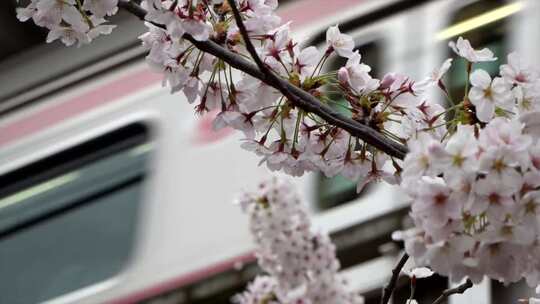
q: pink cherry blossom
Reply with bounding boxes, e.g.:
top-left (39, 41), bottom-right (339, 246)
top-left (501, 52), bottom-right (538, 85)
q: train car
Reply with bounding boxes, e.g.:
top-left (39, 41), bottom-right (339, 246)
top-left (0, 0), bottom-right (538, 303)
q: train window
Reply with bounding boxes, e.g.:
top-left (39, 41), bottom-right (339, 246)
top-left (0, 123), bottom-right (151, 304)
top-left (442, 0), bottom-right (514, 104)
top-left (315, 41), bottom-right (381, 212)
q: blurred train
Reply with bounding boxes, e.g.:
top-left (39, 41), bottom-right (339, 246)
top-left (0, 0), bottom-right (539, 303)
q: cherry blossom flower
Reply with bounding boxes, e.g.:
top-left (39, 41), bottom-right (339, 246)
top-left (520, 111), bottom-right (540, 137)
top-left (338, 51), bottom-right (379, 94)
top-left (326, 25), bottom-right (354, 58)
top-left (35, 0), bottom-right (78, 28)
top-left (449, 36), bottom-right (497, 62)
top-left (18, 0), bottom-right (117, 46)
top-left (468, 69), bottom-right (513, 122)
top-left (480, 117), bottom-right (532, 153)
top-left (341, 150), bottom-right (371, 181)
top-left (412, 177), bottom-right (462, 227)
top-left (501, 52), bottom-right (538, 85)
top-left (402, 133), bottom-right (444, 180)
top-left (416, 58), bottom-right (453, 90)
top-left (243, 0), bottom-right (281, 35)
top-left (403, 267), bottom-right (435, 279)
top-left (47, 25), bottom-right (91, 46)
top-left (472, 176), bottom-right (516, 221)
top-left (477, 150), bottom-right (523, 192)
top-left (514, 85), bottom-right (540, 114)
top-left (232, 276), bottom-right (278, 304)
top-left (356, 154), bottom-right (398, 192)
top-left (294, 46), bottom-right (321, 79)
top-left (234, 178), bottom-right (364, 304)
top-left (433, 125), bottom-right (478, 181)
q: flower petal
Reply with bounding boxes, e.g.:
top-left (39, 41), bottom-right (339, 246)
top-left (475, 98), bottom-right (495, 122)
top-left (470, 69), bottom-right (491, 88)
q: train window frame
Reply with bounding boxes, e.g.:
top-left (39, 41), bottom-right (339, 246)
top-left (0, 122), bottom-right (153, 304)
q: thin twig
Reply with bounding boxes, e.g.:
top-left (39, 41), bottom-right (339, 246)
top-left (431, 279), bottom-right (474, 304)
top-left (380, 252), bottom-right (409, 304)
top-left (226, 0), bottom-right (267, 75)
top-left (117, 0), bottom-right (408, 159)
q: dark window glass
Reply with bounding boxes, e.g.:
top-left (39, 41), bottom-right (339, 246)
top-left (0, 123), bottom-right (151, 304)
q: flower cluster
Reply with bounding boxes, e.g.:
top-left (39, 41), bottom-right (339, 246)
top-left (397, 42), bottom-right (540, 287)
top-left (16, 0), bottom-right (117, 46)
top-left (139, 2), bottom-right (449, 193)
top-left (233, 177), bottom-right (364, 304)
top-left (17, 0), bottom-right (449, 192)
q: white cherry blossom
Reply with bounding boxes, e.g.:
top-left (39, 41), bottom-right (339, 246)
top-left (514, 85), bottom-right (540, 114)
top-left (403, 267), bottom-right (435, 279)
top-left (449, 36), bottom-right (497, 62)
top-left (402, 133), bottom-right (444, 180)
top-left (468, 69), bottom-right (513, 122)
top-left (234, 178), bottom-right (364, 304)
top-left (18, 0), bottom-right (117, 46)
top-left (416, 58), bottom-right (453, 90)
top-left (326, 25), bottom-right (354, 58)
top-left (338, 51), bottom-right (379, 94)
top-left (294, 46), bottom-right (321, 79)
top-left (47, 25), bottom-right (90, 46)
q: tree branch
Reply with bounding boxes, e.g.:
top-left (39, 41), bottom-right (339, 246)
top-left (380, 252), bottom-right (409, 304)
top-left (117, 0), bottom-right (408, 159)
top-left (431, 279), bottom-right (474, 304)
top-left (227, 0), bottom-right (310, 120)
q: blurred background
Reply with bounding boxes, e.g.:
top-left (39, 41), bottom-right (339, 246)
top-left (0, 0), bottom-right (539, 303)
